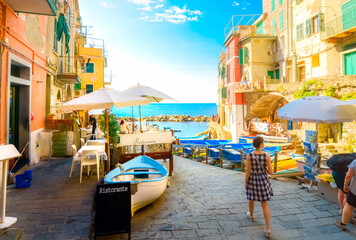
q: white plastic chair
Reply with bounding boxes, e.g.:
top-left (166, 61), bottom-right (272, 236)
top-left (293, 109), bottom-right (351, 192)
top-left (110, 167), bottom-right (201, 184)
top-left (69, 144), bottom-right (78, 178)
top-left (80, 138), bottom-right (85, 147)
top-left (80, 149), bottom-right (100, 183)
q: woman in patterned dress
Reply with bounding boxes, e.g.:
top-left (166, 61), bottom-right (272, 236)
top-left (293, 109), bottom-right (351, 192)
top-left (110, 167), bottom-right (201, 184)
top-left (245, 136), bottom-right (273, 237)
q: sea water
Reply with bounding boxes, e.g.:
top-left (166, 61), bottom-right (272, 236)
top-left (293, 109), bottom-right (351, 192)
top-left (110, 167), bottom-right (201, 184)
top-left (112, 103), bottom-right (217, 137)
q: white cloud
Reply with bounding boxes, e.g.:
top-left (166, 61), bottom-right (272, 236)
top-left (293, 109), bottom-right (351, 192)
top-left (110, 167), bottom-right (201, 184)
top-left (100, 1), bottom-right (109, 7)
top-left (126, 0), bottom-right (202, 24)
top-left (232, 2), bottom-right (239, 6)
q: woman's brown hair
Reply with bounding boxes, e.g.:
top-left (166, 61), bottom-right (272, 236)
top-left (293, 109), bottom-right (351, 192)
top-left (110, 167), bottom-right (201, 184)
top-left (253, 136), bottom-right (264, 149)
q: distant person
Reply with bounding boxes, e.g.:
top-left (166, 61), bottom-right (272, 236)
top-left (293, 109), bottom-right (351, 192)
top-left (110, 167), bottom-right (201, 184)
top-left (245, 136), bottom-right (273, 238)
top-left (89, 115), bottom-right (97, 140)
top-left (336, 159), bottom-right (356, 231)
top-left (120, 120), bottom-right (130, 134)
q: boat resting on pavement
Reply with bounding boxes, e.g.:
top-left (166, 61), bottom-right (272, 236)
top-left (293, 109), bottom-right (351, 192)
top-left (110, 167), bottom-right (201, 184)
top-left (104, 155), bottom-right (168, 216)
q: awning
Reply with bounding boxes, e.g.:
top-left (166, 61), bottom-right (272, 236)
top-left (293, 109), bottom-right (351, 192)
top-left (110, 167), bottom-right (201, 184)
top-left (57, 75), bottom-right (81, 85)
top-left (57, 14), bottom-right (70, 53)
top-left (7, 0), bottom-right (57, 16)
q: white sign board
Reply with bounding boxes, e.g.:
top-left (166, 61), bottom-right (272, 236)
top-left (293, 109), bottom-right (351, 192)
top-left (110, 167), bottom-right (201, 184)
top-left (117, 132), bottom-right (175, 147)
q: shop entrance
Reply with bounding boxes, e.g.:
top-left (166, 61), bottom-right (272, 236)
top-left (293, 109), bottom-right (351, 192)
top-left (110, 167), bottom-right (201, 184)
top-left (7, 53), bottom-right (31, 170)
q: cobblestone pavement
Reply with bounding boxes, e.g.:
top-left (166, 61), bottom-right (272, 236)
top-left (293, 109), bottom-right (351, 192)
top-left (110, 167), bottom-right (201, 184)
top-left (6, 158), bottom-right (98, 240)
top-left (5, 156), bottom-right (356, 240)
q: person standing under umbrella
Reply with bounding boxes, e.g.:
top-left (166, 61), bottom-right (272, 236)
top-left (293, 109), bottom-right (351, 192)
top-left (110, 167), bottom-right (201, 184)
top-left (89, 114), bottom-right (97, 140)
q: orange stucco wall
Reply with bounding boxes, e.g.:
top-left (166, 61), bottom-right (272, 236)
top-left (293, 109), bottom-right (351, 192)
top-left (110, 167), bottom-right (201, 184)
top-left (0, 6), bottom-right (48, 144)
top-left (225, 35), bottom-right (245, 106)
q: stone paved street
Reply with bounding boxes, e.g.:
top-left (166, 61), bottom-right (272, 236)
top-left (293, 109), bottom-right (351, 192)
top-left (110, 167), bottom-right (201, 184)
top-left (4, 155), bottom-right (356, 239)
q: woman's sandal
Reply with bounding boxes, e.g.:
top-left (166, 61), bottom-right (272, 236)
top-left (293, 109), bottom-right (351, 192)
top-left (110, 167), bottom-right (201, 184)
top-left (264, 229), bottom-right (271, 238)
top-left (246, 212), bottom-right (255, 222)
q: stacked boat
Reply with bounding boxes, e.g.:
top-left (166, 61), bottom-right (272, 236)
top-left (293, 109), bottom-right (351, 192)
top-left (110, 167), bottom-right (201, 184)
top-left (104, 155), bottom-right (168, 216)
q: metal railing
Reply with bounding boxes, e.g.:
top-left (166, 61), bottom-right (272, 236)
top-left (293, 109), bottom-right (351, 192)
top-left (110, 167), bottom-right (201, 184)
top-left (224, 14), bottom-right (263, 38)
top-left (58, 56), bottom-right (81, 75)
top-left (320, 7), bottom-right (356, 39)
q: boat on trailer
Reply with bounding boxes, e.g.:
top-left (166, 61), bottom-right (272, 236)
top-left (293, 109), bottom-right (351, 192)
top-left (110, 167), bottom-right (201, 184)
top-left (104, 155), bottom-right (168, 216)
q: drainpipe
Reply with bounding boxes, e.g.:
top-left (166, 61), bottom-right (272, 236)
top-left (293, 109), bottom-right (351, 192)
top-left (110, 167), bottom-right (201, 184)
top-left (290, 0), bottom-right (298, 82)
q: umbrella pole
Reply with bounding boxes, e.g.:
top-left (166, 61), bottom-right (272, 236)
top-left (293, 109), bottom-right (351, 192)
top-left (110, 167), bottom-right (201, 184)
top-left (105, 109), bottom-right (110, 172)
top-left (132, 106), bottom-right (134, 132)
top-left (139, 105), bottom-right (142, 133)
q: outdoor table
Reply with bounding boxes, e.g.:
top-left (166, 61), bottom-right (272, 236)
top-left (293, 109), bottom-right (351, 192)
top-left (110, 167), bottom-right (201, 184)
top-left (86, 139), bottom-right (106, 145)
top-left (74, 145), bottom-right (107, 161)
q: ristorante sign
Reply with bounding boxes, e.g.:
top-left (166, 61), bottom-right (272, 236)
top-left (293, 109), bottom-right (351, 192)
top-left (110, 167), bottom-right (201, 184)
top-left (117, 132), bottom-right (175, 146)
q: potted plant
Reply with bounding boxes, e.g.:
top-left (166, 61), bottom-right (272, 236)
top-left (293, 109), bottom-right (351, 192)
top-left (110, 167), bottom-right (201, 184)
top-left (47, 113), bottom-right (55, 120)
top-left (99, 113), bottom-right (120, 144)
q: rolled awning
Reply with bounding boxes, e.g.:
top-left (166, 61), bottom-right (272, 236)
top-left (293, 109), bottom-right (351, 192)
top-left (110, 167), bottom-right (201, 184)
top-left (57, 13), bottom-right (70, 53)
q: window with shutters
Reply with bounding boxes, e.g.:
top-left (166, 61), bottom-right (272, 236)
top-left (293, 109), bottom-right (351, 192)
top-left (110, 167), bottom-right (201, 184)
top-left (86, 63), bottom-right (94, 73)
top-left (86, 84), bottom-right (94, 94)
top-left (342, 0), bottom-right (356, 31)
top-left (267, 71), bottom-right (274, 79)
top-left (297, 23), bottom-right (304, 41)
top-left (312, 15), bottom-right (319, 34)
top-left (275, 69), bottom-right (280, 79)
top-left (239, 48), bottom-right (244, 65)
top-left (279, 0), bottom-right (283, 5)
top-left (272, 0), bottom-right (275, 12)
top-left (280, 11), bottom-right (284, 30)
top-left (273, 17), bottom-right (277, 35)
top-left (306, 19), bottom-right (311, 37)
top-left (227, 65), bottom-right (230, 83)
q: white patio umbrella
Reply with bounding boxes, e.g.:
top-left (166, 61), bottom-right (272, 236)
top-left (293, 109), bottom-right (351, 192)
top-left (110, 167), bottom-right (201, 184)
top-left (277, 96), bottom-right (356, 123)
top-left (62, 88), bottom-right (150, 168)
top-left (122, 84), bottom-right (178, 132)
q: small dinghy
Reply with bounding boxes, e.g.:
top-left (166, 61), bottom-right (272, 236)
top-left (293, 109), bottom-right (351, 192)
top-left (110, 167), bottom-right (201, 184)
top-left (104, 155), bottom-right (168, 216)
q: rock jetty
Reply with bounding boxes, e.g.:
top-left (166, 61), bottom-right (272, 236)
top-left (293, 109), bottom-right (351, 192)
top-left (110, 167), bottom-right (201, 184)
top-left (119, 115), bottom-right (211, 122)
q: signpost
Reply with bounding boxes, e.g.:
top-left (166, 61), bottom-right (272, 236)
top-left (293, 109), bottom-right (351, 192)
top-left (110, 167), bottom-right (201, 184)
top-left (95, 183), bottom-right (131, 239)
top-left (0, 145), bottom-right (21, 229)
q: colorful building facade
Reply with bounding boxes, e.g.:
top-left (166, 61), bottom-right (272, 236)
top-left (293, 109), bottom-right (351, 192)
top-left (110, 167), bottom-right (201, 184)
top-left (0, 0), bottom-right (57, 165)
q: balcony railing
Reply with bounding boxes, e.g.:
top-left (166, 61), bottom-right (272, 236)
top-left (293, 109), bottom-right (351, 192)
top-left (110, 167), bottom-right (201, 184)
top-left (321, 7), bottom-right (356, 40)
top-left (57, 57), bottom-right (82, 84)
top-left (224, 14), bottom-right (263, 38)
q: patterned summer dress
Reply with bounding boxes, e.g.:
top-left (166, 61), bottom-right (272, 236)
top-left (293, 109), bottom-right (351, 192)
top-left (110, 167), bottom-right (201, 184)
top-left (246, 152), bottom-right (273, 201)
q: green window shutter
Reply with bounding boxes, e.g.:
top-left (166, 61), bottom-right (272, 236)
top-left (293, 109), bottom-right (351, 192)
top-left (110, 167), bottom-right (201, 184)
top-left (239, 48), bottom-right (244, 65)
top-left (344, 52), bottom-right (356, 75)
top-left (268, 71), bottom-right (274, 79)
top-left (256, 20), bottom-right (264, 34)
top-left (275, 69), bottom-right (280, 79)
top-left (280, 11), bottom-right (284, 30)
top-left (272, 0), bottom-right (275, 12)
top-left (297, 23), bottom-right (304, 40)
top-left (53, 18), bottom-right (58, 52)
top-left (74, 83), bottom-right (81, 91)
top-left (279, 0), bottom-right (283, 5)
top-left (222, 87), bottom-right (227, 98)
top-left (342, 0), bottom-right (356, 30)
top-left (306, 19), bottom-right (311, 37)
top-left (273, 18), bottom-right (277, 35)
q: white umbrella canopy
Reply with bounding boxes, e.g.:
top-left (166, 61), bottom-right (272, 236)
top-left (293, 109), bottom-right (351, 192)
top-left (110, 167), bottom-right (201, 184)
top-left (122, 84), bottom-right (177, 132)
top-left (62, 88), bottom-right (150, 111)
top-left (276, 96), bottom-right (356, 123)
top-left (62, 88), bottom-right (150, 171)
top-left (122, 84), bottom-right (177, 103)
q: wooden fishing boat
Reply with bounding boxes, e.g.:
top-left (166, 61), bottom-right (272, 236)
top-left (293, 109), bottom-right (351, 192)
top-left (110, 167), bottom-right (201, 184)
top-left (104, 155), bottom-right (168, 216)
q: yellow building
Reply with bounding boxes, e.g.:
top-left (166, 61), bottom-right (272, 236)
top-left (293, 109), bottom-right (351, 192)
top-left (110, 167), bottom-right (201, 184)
top-left (76, 39), bottom-right (107, 96)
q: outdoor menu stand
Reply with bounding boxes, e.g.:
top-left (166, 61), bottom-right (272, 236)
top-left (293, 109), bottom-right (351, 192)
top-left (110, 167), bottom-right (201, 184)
top-left (95, 183), bottom-right (131, 239)
top-left (0, 144), bottom-right (21, 229)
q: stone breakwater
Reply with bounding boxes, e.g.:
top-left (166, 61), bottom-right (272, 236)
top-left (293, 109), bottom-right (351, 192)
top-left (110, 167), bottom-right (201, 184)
top-left (119, 115), bottom-right (211, 122)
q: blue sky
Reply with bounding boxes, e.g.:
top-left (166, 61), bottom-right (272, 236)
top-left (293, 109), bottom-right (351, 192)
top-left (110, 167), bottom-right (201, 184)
top-left (78, 0), bottom-right (262, 103)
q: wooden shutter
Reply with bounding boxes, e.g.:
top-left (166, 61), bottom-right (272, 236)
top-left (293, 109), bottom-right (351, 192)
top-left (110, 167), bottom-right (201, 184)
top-left (239, 48), bottom-right (244, 65)
top-left (306, 19), bottom-right (311, 37)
